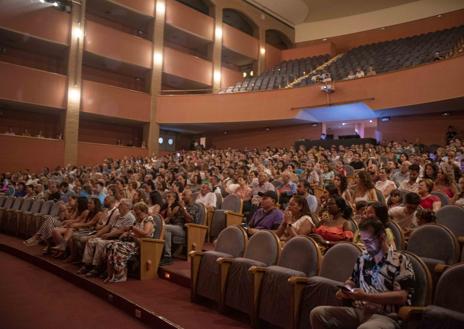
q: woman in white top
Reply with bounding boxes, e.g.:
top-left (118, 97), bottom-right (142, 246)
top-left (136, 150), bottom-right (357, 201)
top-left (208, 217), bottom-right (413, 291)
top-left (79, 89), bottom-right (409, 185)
top-left (375, 167), bottom-right (397, 198)
top-left (276, 195), bottom-right (316, 242)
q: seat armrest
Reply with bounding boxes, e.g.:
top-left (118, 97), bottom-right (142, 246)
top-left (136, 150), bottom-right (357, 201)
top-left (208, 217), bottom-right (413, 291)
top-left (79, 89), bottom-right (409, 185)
top-left (217, 256), bottom-right (234, 264)
top-left (249, 266), bottom-right (267, 274)
top-left (224, 211), bottom-right (244, 217)
top-left (288, 276), bottom-right (312, 285)
top-left (434, 263), bottom-right (450, 273)
top-left (189, 250), bottom-right (205, 258)
top-left (458, 236), bottom-right (464, 244)
top-left (398, 306), bottom-right (426, 321)
top-left (185, 223), bottom-right (208, 229)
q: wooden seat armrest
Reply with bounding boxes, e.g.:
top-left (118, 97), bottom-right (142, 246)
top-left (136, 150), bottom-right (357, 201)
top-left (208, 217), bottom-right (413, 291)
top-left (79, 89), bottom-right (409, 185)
top-left (185, 223), bottom-right (208, 230)
top-left (224, 211), bottom-right (244, 217)
top-left (249, 266), bottom-right (267, 274)
top-left (434, 263), bottom-right (450, 273)
top-left (189, 250), bottom-right (205, 258)
top-left (217, 257), bottom-right (234, 264)
top-left (398, 306), bottom-right (426, 321)
top-left (458, 236), bottom-right (464, 244)
top-left (288, 276), bottom-right (312, 285)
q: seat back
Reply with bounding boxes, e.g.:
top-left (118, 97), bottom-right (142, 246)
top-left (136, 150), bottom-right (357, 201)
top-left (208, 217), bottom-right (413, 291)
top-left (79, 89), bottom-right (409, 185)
top-left (48, 201), bottom-right (63, 217)
top-left (387, 221), bottom-right (406, 250)
top-left (29, 200), bottom-right (43, 214)
top-left (243, 230), bottom-right (280, 266)
top-left (153, 214), bottom-right (164, 239)
top-left (431, 191), bottom-right (449, 206)
top-left (375, 189), bottom-right (386, 205)
top-left (197, 204), bottom-right (206, 225)
top-left (401, 251), bottom-right (433, 306)
top-left (221, 194), bottom-right (242, 213)
top-left (11, 197), bottom-right (23, 211)
top-left (0, 196), bottom-right (6, 207)
top-left (434, 263), bottom-right (464, 313)
top-left (436, 205), bottom-right (464, 238)
top-left (2, 197), bottom-right (15, 209)
top-left (320, 242), bottom-right (362, 282)
top-left (278, 236), bottom-right (321, 276)
top-left (19, 198), bottom-right (33, 212)
top-left (407, 224), bottom-right (460, 265)
top-left (215, 192), bottom-right (223, 209)
top-left (39, 200), bottom-right (54, 215)
top-left (215, 226), bottom-right (247, 257)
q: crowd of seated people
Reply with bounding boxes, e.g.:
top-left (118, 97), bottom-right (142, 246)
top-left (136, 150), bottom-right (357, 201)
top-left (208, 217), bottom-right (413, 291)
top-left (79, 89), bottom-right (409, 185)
top-left (0, 136), bottom-right (463, 282)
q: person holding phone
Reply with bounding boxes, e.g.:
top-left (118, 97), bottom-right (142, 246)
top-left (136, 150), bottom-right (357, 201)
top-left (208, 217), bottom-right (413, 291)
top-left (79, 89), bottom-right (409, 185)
top-left (310, 219), bottom-right (415, 329)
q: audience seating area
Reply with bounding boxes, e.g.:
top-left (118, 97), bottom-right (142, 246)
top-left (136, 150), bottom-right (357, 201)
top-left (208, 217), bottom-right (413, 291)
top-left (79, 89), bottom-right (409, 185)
top-left (220, 54), bottom-right (330, 93)
top-left (222, 25), bottom-right (464, 92)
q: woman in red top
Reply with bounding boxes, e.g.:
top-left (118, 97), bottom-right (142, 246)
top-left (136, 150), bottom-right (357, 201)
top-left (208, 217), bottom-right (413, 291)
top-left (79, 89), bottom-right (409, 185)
top-left (418, 179), bottom-right (441, 212)
top-left (314, 195), bottom-right (354, 245)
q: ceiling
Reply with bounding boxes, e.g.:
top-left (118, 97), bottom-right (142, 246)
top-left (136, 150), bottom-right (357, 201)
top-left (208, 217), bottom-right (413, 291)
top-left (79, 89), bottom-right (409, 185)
top-left (246, 0), bottom-right (417, 26)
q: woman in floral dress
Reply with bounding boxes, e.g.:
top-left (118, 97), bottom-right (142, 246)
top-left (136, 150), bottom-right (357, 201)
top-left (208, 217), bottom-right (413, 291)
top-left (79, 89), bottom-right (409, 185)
top-left (105, 202), bottom-right (155, 283)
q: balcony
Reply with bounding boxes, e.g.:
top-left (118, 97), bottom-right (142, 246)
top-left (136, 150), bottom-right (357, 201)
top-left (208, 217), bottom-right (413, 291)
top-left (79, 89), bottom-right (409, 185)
top-left (85, 20), bottom-right (152, 68)
top-left (0, 61), bottom-right (66, 109)
top-left (0, 5), bottom-right (69, 45)
top-left (82, 80), bottom-right (151, 122)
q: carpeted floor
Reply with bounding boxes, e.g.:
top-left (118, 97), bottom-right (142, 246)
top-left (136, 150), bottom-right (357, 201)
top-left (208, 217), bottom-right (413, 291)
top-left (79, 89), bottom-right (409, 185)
top-left (0, 251), bottom-right (152, 329)
top-left (0, 234), bottom-right (251, 329)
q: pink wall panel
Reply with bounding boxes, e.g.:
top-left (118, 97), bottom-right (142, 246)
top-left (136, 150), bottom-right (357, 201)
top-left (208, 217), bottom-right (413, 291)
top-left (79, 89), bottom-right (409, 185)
top-left (0, 135), bottom-right (64, 172)
top-left (85, 20), bottom-right (152, 68)
top-left (221, 67), bottom-right (243, 88)
top-left (0, 62), bottom-right (66, 109)
top-left (377, 113), bottom-right (464, 145)
top-left (81, 80), bottom-right (151, 122)
top-left (163, 47), bottom-right (212, 86)
top-left (282, 42), bottom-right (335, 61)
top-left (222, 24), bottom-right (259, 60)
top-left (113, 0), bottom-right (154, 17)
top-left (166, 0), bottom-right (213, 41)
top-left (207, 124), bottom-right (322, 149)
top-left (157, 56), bottom-right (464, 124)
top-left (0, 6), bottom-right (69, 44)
top-left (265, 44), bottom-right (282, 70)
top-left (78, 142), bottom-right (148, 166)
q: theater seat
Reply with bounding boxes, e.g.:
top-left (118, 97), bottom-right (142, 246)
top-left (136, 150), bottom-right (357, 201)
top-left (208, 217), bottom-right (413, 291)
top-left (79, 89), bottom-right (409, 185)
top-left (209, 194), bottom-right (243, 241)
top-left (387, 221), bottom-right (406, 250)
top-left (218, 230), bottom-right (280, 318)
top-left (7, 197), bottom-right (33, 236)
top-left (25, 200), bottom-right (53, 238)
top-left (407, 224), bottom-right (460, 283)
top-left (251, 236), bottom-right (321, 328)
top-left (172, 204), bottom-right (208, 256)
top-left (290, 242), bottom-right (362, 329)
top-left (400, 263), bottom-right (464, 329)
top-left (17, 199), bottom-right (43, 238)
top-left (3, 197), bottom-right (23, 233)
top-left (191, 225), bottom-right (247, 303)
top-left (0, 196), bottom-right (16, 231)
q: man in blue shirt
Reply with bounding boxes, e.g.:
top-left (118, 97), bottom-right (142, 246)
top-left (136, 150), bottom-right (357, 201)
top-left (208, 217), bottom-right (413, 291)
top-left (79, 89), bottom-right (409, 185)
top-left (247, 191), bottom-right (283, 235)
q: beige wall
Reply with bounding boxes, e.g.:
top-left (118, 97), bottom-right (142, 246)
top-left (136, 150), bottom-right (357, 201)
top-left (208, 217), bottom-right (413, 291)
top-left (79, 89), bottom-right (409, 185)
top-left (295, 0), bottom-right (464, 42)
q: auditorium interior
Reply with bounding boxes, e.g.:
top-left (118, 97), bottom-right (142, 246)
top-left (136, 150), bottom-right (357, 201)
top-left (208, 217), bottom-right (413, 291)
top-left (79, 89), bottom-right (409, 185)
top-left (1, 0), bottom-right (464, 328)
